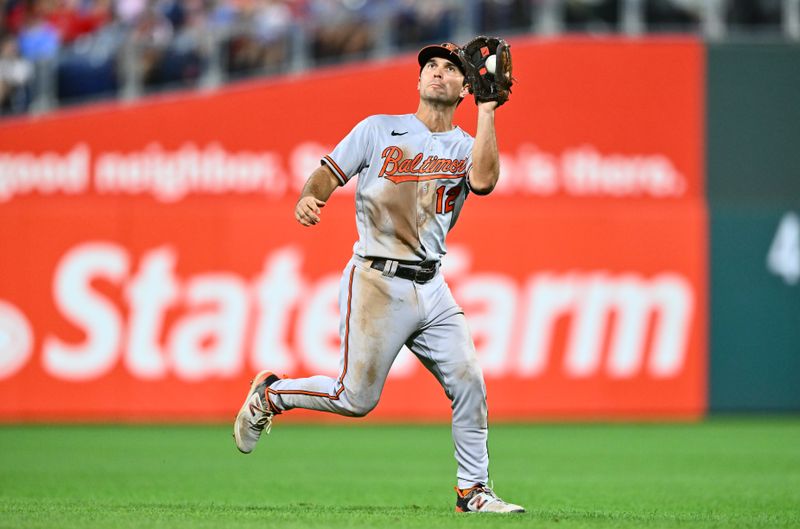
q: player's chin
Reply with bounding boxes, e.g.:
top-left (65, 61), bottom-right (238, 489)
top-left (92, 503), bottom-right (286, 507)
top-left (422, 92), bottom-right (460, 107)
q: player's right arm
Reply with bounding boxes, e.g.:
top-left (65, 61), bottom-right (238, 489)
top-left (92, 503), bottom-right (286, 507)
top-left (295, 164), bottom-right (340, 227)
top-left (298, 117), bottom-right (372, 226)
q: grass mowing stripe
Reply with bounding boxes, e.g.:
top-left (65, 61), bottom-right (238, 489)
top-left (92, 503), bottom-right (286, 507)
top-left (1, 418), bottom-right (798, 528)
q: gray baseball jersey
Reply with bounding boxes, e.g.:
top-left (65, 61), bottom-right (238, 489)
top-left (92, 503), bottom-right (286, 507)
top-left (322, 113), bottom-right (475, 263)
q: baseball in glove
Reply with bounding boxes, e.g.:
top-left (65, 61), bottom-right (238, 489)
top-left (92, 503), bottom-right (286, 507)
top-left (458, 36), bottom-right (513, 106)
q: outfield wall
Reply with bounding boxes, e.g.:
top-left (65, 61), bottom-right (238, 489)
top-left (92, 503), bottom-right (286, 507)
top-left (3, 36), bottom-right (787, 421)
top-left (707, 43), bottom-right (800, 411)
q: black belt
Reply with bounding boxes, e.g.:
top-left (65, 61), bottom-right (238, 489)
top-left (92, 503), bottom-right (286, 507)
top-left (370, 259), bottom-right (438, 284)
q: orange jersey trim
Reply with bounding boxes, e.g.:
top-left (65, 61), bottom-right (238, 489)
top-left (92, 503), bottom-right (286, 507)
top-left (268, 265), bottom-right (356, 400)
top-left (384, 172), bottom-right (466, 184)
top-left (323, 155), bottom-right (348, 185)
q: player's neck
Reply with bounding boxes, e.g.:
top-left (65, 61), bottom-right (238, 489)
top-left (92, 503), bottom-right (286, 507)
top-left (415, 102), bottom-right (456, 133)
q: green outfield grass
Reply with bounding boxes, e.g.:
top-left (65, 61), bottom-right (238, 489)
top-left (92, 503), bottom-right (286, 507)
top-left (1, 418), bottom-right (798, 528)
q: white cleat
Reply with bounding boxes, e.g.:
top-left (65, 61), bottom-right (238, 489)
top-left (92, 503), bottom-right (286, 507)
top-left (455, 485), bottom-right (525, 513)
top-left (233, 371), bottom-right (280, 454)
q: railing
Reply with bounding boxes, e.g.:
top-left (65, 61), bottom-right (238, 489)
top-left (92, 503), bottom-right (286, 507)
top-left (6, 0), bottom-right (800, 118)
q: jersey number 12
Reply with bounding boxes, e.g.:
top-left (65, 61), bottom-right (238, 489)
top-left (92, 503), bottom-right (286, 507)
top-left (435, 185), bottom-right (459, 214)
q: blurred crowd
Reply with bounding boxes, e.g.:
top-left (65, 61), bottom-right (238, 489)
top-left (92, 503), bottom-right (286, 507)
top-left (0, 0), bottom-right (792, 115)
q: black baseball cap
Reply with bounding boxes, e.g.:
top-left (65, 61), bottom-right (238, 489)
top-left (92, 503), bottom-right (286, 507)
top-left (417, 42), bottom-right (465, 76)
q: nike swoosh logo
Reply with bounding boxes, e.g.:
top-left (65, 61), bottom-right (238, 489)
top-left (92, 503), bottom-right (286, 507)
top-left (391, 130), bottom-right (408, 136)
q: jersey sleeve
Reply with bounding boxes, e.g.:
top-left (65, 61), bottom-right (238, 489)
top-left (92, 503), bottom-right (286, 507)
top-left (462, 137), bottom-right (475, 195)
top-left (321, 117), bottom-right (373, 186)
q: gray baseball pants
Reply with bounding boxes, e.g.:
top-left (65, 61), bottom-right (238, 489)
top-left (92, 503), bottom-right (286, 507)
top-left (266, 255), bottom-right (489, 488)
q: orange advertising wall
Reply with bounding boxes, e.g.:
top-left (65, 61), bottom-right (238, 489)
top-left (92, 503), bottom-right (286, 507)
top-left (0, 37), bottom-right (706, 421)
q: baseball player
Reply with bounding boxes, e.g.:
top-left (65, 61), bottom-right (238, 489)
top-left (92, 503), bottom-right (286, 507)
top-left (234, 39), bottom-right (523, 514)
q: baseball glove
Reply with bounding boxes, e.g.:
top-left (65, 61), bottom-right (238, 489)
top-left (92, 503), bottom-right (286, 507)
top-left (459, 36), bottom-right (513, 106)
